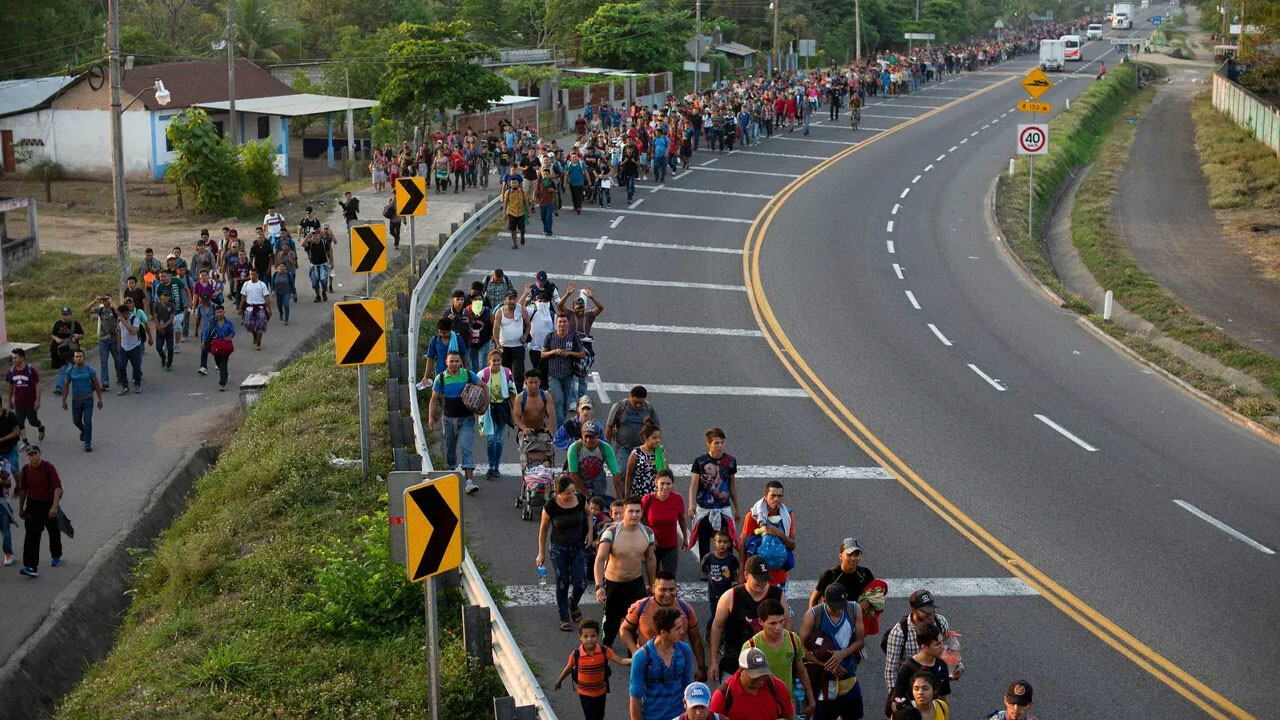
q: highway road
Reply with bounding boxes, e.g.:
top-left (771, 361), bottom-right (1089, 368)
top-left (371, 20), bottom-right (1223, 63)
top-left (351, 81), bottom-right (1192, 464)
top-left (458, 10), bottom-right (1277, 718)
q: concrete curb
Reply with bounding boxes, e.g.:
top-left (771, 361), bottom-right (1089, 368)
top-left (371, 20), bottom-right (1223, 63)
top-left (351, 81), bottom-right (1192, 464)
top-left (984, 167), bottom-right (1280, 449)
top-left (0, 443), bottom-right (220, 718)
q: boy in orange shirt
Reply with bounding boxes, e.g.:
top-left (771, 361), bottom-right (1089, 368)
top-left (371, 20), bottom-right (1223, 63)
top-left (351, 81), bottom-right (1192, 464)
top-left (555, 619), bottom-right (632, 720)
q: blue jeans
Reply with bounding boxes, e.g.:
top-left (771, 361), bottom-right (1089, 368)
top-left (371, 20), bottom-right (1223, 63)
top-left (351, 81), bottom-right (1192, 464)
top-left (275, 292), bottom-right (291, 323)
top-left (487, 426), bottom-right (507, 474)
top-left (625, 175), bottom-right (636, 201)
top-left (467, 341), bottom-right (491, 374)
top-left (549, 543), bottom-right (588, 622)
top-left (548, 374), bottom-right (574, 426)
top-left (118, 344), bottom-right (143, 386)
top-left (72, 396), bottom-right (94, 447)
top-left (55, 364), bottom-right (71, 394)
top-left (539, 203), bottom-right (554, 234)
top-left (442, 415), bottom-right (475, 470)
top-left (653, 156), bottom-right (666, 182)
top-left (98, 339), bottom-right (120, 386)
top-left (0, 501), bottom-right (12, 556)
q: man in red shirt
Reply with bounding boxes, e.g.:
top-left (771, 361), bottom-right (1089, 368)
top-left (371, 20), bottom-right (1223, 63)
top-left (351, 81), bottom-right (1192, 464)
top-left (16, 446), bottom-right (62, 577)
top-left (620, 571), bottom-right (707, 679)
top-left (709, 646), bottom-right (796, 720)
top-left (7, 348), bottom-right (46, 445)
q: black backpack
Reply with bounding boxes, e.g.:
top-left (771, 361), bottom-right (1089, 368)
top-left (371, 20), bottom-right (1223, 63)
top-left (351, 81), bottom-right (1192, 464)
top-left (879, 614), bottom-right (944, 655)
top-left (570, 646), bottom-right (611, 692)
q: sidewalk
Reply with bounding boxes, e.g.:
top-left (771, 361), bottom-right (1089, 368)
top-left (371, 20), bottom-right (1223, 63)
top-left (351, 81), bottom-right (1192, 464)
top-left (0, 180), bottom-right (491, 702)
top-left (1111, 81), bottom-right (1280, 357)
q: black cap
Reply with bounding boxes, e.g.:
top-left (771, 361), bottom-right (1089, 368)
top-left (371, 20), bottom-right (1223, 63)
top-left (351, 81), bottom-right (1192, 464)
top-left (909, 589), bottom-right (938, 610)
top-left (745, 555), bottom-right (770, 578)
top-left (1005, 680), bottom-right (1033, 705)
top-left (823, 582), bottom-right (848, 603)
top-left (60, 307), bottom-right (72, 315)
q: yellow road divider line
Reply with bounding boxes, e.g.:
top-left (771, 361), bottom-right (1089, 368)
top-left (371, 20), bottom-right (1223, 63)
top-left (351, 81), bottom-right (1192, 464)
top-left (741, 74), bottom-right (1255, 720)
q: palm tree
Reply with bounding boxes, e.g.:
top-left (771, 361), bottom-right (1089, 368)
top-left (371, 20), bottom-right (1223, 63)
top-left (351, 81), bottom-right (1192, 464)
top-left (206, 0), bottom-right (296, 62)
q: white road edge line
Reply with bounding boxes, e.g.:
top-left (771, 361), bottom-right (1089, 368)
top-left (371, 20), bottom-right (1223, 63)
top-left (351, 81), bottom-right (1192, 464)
top-left (591, 371), bottom-right (610, 404)
top-left (905, 290), bottom-right (921, 309)
top-left (592, 321), bottom-right (763, 337)
top-left (928, 323), bottom-right (953, 346)
top-left (503, 576), bottom-right (1039, 607)
top-left (893, 263), bottom-right (904, 280)
top-left (1034, 413), bottom-right (1098, 451)
top-left (1172, 500), bottom-right (1276, 555)
top-left (969, 364), bottom-right (1008, 392)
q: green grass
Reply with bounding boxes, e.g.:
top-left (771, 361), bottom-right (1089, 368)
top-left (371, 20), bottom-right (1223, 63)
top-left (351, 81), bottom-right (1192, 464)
top-left (995, 63), bottom-right (1280, 427)
top-left (3, 252), bottom-right (117, 345)
top-left (54, 257), bottom-right (507, 719)
top-left (1190, 89), bottom-right (1280, 211)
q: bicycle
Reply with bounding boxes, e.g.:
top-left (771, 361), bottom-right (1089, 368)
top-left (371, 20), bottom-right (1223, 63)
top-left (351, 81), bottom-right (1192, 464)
top-left (850, 105), bottom-right (861, 131)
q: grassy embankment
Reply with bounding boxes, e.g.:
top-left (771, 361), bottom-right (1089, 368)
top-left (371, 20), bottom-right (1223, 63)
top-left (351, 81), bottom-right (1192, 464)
top-left (996, 63), bottom-right (1280, 427)
top-left (3, 252), bottom-right (117, 345)
top-left (55, 225), bottom-right (509, 718)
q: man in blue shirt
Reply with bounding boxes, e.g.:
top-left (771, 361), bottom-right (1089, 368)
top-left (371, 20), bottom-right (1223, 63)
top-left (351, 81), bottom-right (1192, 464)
top-left (652, 135), bottom-right (669, 183)
top-left (423, 318), bottom-right (466, 377)
top-left (629, 606), bottom-right (695, 720)
top-left (60, 349), bottom-right (103, 452)
top-left (427, 351), bottom-right (481, 495)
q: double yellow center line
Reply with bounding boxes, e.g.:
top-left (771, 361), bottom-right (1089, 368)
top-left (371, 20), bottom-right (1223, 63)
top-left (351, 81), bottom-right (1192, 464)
top-left (741, 75), bottom-right (1254, 720)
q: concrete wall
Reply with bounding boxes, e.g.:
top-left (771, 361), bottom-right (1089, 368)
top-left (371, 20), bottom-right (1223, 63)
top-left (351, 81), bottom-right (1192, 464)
top-left (1212, 70), bottom-right (1280, 156)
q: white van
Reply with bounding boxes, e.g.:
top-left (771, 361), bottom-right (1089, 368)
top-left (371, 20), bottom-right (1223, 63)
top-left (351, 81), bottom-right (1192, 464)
top-left (1061, 35), bottom-right (1083, 61)
top-left (1087, 23), bottom-right (1104, 40)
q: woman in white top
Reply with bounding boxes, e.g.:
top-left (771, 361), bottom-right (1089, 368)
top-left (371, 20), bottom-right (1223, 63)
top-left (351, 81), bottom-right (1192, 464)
top-left (525, 291), bottom-right (555, 382)
top-left (491, 287), bottom-right (531, 384)
top-left (238, 269), bottom-right (271, 350)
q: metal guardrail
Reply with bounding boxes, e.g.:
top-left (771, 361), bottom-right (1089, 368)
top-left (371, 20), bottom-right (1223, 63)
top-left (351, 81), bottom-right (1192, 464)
top-left (407, 195), bottom-right (558, 720)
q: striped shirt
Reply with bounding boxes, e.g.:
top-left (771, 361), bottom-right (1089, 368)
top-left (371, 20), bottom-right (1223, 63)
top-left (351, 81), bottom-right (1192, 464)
top-left (883, 612), bottom-right (952, 691)
top-left (570, 644), bottom-right (615, 698)
top-left (542, 329), bottom-right (582, 380)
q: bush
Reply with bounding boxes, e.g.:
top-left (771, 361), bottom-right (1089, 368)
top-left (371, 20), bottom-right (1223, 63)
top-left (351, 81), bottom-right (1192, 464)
top-left (303, 509), bottom-right (423, 638)
top-left (239, 139), bottom-right (281, 211)
top-left (166, 109), bottom-right (244, 216)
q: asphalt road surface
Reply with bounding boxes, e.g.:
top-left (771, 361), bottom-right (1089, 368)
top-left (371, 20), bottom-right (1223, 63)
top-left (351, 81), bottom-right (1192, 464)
top-left (458, 10), bottom-right (1277, 719)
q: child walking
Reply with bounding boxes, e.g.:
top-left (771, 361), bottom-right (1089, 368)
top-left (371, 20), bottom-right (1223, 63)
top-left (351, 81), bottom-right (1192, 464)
top-left (554, 619), bottom-right (631, 720)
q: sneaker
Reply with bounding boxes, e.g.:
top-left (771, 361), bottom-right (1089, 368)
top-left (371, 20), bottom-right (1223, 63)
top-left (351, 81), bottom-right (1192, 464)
top-left (3, 554), bottom-right (12, 566)
top-left (198, 366), bottom-right (208, 375)
top-left (486, 468), bottom-right (501, 479)
top-left (134, 384), bottom-right (142, 394)
top-left (219, 384), bottom-right (226, 392)
top-left (164, 365), bottom-right (172, 371)
top-left (38, 426), bottom-right (45, 441)
top-left (101, 385), bottom-right (110, 391)
top-left (465, 479), bottom-right (479, 495)
top-left (85, 444), bottom-right (92, 452)
top-left (117, 386), bottom-right (129, 396)
top-left (51, 557), bottom-right (61, 567)
top-left (19, 566), bottom-right (37, 578)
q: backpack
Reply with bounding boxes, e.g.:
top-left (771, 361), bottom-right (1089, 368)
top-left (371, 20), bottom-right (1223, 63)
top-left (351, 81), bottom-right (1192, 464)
top-left (570, 646), bottom-right (612, 693)
top-left (718, 671), bottom-right (784, 716)
top-left (632, 596), bottom-right (695, 637)
top-left (382, 199), bottom-right (396, 219)
top-left (879, 614), bottom-right (945, 655)
top-left (744, 516), bottom-right (793, 571)
top-left (460, 381), bottom-right (489, 415)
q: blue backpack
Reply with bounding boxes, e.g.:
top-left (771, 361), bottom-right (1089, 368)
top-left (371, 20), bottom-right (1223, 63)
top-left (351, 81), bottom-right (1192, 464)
top-left (745, 517), bottom-right (794, 571)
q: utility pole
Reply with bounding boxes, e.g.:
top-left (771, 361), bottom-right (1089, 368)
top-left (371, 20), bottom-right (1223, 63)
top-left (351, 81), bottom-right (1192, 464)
top-left (226, 0), bottom-right (237, 145)
top-left (1221, 0), bottom-right (1229, 40)
top-left (695, 0), bottom-right (702, 93)
top-left (108, 0), bottom-right (131, 297)
top-left (855, 0), bottom-right (863, 61)
top-left (773, 0), bottom-right (780, 70)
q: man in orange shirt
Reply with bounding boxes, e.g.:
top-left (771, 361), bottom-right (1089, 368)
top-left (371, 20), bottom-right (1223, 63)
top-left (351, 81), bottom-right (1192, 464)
top-left (620, 571), bottom-right (707, 679)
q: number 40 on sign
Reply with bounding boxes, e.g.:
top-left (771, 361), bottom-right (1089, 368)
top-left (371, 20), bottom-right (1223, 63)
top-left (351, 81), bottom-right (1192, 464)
top-left (1017, 124), bottom-right (1049, 155)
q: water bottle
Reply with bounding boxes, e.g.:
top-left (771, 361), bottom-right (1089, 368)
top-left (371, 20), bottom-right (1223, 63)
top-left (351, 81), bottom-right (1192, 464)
top-left (537, 564), bottom-right (547, 586)
top-left (793, 676), bottom-right (807, 720)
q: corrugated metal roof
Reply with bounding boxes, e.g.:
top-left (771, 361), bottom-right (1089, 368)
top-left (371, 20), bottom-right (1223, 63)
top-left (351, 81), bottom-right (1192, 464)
top-left (714, 41), bottom-right (759, 56)
top-left (123, 59), bottom-right (297, 110)
top-left (196, 93), bottom-right (378, 117)
top-left (0, 76), bottom-right (76, 118)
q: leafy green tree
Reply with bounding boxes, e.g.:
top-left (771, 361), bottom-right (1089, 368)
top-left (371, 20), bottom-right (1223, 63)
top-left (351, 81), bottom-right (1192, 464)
top-left (240, 139), bottom-right (281, 211)
top-left (166, 109), bottom-right (245, 217)
top-left (205, 0), bottom-right (296, 62)
top-left (456, 0), bottom-right (510, 44)
top-left (378, 22), bottom-right (509, 126)
top-left (921, 0), bottom-right (971, 41)
top-left (546, 0), bottom-right (602, 49)
top-left (119, 25), bottom-right (178, 62)
top-left (121, 0), bottom-right (204, 53)
top-left (500, 64), bottom-right (558, 95)
top-left (286, 0), bottom-right (396, 57)
top-left (577, 3), bottom-right (690, 72)
top-left (0, 0), bottom-right (101, 79)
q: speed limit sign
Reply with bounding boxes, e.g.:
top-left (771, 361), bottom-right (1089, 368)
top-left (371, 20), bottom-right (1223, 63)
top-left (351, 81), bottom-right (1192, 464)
top-left (1017, 124), bottom-right (1049, 155)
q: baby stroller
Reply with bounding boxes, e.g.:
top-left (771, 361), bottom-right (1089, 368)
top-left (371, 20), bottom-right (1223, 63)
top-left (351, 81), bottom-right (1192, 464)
top-left (516, 430), bottom-right (556, 521)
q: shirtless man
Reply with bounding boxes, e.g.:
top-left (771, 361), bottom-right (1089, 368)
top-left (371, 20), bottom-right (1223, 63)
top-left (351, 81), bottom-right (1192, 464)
top-left (594, 495), bottom-right (657, 649)
top-left (513, 373), bottom-right (556, 438)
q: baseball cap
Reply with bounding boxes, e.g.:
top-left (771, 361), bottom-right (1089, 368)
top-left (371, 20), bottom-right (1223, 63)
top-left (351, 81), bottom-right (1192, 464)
top-left (582, 420), bottom-right (603, 436)
top-left (25, 445), bottom-right (40, 455)
top-left (823, 582), bottom-right (848, 603)
top-left (60, 307), bottom-right (72, 315)
top-left (738, 646), bottom-right (772, 678)
top-left (573, 297), bottom-right (586, 306)
top-left (745, 555), bottom-right (770, 578)
top-left (577, 395), bottom-right (594, 410)
top-left (909, 589), bottom-right (938, 610)
top-left (841, 537), bottom-right (863, 554)
top-left (684, 682), bottom-right (712, 708)
top-left (535, 270), bottom-right (548, 283)
top-left (1005, 680), bottom-right (1034, 705)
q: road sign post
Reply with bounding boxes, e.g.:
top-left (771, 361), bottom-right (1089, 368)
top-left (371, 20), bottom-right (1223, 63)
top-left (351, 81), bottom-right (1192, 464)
top-left (402, 472), bottom-right (464, 720)
top-left (344, 224), bottom-right (389, 477)
top-left (1017, 123), bottom-right (1050, 247)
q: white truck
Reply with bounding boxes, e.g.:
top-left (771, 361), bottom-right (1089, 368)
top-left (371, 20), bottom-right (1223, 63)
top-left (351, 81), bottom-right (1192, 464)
top-left (1040, 38), bottom-right (1066, 71)
top-left (1113, 2), bottom-right (1134, 28)
top-left (1087, 23), bottom-right (1105, 40)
